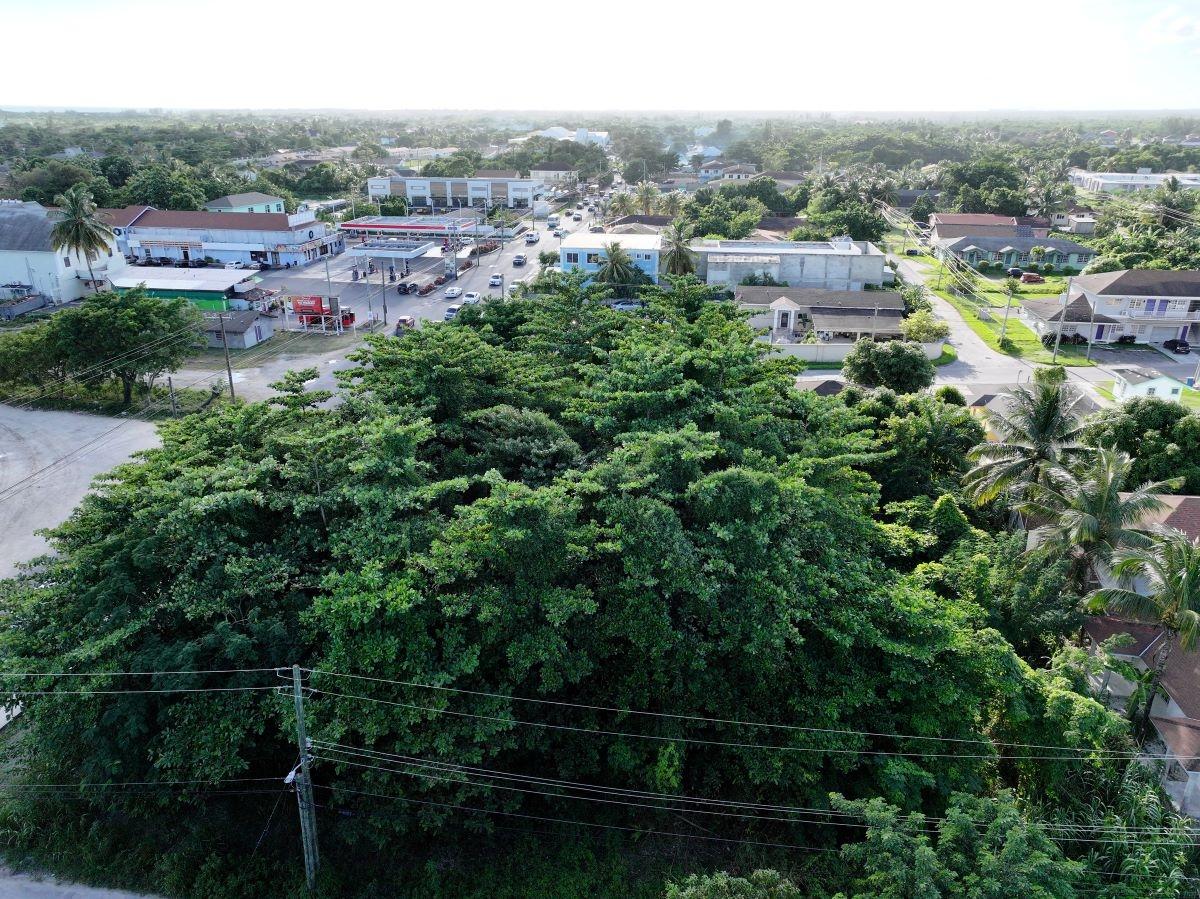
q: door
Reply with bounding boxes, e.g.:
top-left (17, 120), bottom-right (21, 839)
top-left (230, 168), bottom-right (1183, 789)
top-left (182, 247), bottom-right (190, 262)
top-left (778, 311), bottom-right (790, 331)
top-left (1095, 324), bottom-right (1105, 341)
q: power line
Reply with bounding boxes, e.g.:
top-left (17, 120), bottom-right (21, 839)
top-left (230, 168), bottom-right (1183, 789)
top-left (304, 687), bottom-right (1148, 762)
top-left (5, 685), bottom-right (282, 697)
top-left (0, 667), bottom-right (285, 678)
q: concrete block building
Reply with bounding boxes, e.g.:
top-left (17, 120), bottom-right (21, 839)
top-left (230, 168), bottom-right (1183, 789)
top-left (367, 171), bottom-right (545, 210)
top-left (559, 232), bottom-right (661, 283)
top-left (0, 200), bottom-right (126, 303)
top-left (689, 237), bottom-right (886, 291)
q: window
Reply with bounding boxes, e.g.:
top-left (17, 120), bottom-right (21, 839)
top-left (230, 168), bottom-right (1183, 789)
top-left (586, 253), bottom-right (601, 264)
top-left (1148, 387), bottom-right (1157, 396)
top-left (63, 257), bottom-right (71, 266)
top-left (1171, 388), bottom-right (1181, 396)
top-left (565, 252), bottom-right (579, 264)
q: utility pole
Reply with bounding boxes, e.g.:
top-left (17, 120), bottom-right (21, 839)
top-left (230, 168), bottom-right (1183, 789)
top-left (999, 288), bottom-right (1014, 345)
top-left (324, 257), bottom-right (333, 304)
top-left (291, 665), bottom-right (320, 893)
top-left (167, 376), bottom-right (179, 418)
top-left (1051, 276), bottom-right (1072, 365)
top-left (379, 259), bottom-right (388, 326)
top-left (218, 313), bottom-right (235, 400)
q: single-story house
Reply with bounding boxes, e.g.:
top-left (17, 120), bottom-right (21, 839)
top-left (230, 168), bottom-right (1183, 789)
top-left (202, 310), bottom-right (275, 350)
top-left (934, 235), bottom-right (1095, 271)
top-left (928, 213), bottom-right (1050, 243)
top-left (1111, 367), bottom-right (1190, 403)
top-left (737, 286), bottom-right (905, 343)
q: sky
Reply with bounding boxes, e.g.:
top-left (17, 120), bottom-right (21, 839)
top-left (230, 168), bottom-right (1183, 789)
top-left (4, 0), bottom-right (1200, 112)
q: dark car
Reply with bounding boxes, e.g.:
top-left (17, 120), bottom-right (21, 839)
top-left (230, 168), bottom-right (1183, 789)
top-left (904, 248), bottom-right (920, 256)
top-left (1006, 267), bottom-right (1024, 277)
top-left (1164, 338), bottom-right (1192, 354)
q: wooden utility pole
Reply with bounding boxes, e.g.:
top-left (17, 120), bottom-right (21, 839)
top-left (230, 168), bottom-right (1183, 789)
top-left (218, 313), bottom-right (235, 400)
top-left (167, 375), bottom-right (179, 417)
top-left (291, 665), bottom-right (320, 892)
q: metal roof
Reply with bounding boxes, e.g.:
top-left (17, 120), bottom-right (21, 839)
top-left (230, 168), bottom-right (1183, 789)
top-left (0, 201), bottom-right (54, 252)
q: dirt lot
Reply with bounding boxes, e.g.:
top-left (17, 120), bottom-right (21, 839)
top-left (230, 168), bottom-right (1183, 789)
top-left (0, 406), bottom-right (160, 578)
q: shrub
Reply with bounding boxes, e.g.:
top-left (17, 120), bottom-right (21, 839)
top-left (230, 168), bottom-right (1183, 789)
top-left (843, 339), bottom-right (936, 394)
top-left (900, 309), bottom-right (951, 343)
top-left (935, 385), bottom-right (967, 406)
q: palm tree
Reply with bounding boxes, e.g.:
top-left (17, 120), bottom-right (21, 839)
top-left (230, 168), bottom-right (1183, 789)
top-left (661, 224), bottom-right (694, 276)
top-left (51, 184), bottom-right (114, 293)
top-left (657, 191), bottom-right (684, 218)
top-left (1089, 528), bottom-right (1200, 740)
top-left (609, 193), bottom-right (636, 217)
top-left (963, 378), bottom-right (1089, 505)
top-left (594, 242), bottom-right (641, 291)
top-left (634, 181), bottom-right (660, 216)
top-left (1018, 448), bottom-right (1179, 591)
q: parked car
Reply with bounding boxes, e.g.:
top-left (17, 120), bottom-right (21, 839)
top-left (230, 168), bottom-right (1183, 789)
top-left (513, 253), bottom-right (527, 267)
top-left (463, 292), bottom-right (482, 304)
top-left (444, 286), bottom-right (463, 299)
top-left (589, 224), bottom-right (604, 233)
top-left (1164, 338), bottom-right (1192, 354)
top-left (1020, 272), bottom-right (1045, 283)
top-left (1006, 267), bottom-right (1023, 277)
top-left (488, 273), bottom-right (503, 287)
top-left (444, 304), bottom-right (462, 321)
top-left (904, 248), bottom-right (920, 256)
top-left (610, 301), bottom-right (645, 312)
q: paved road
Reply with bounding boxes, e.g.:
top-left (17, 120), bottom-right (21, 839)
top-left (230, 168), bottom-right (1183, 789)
top-left (0, 406), bottom-right (160, 578)
top-left (0, 869), bottom-right (160, 899)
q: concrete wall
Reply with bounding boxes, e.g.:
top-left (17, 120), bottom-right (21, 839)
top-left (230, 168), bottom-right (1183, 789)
top-left (0, 241), bottom-right (124, 303)
top-left (761, 339), bottom-right (944, 362)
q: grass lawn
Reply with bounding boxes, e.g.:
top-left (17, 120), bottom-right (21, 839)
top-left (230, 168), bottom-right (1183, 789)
top-left (1183, 388), bottom-right (1200, 411)
top-left (0, 380), bottom-right (227, 418)
top-left (802, 361), bottom-right (843, 371)
top-left (185, 330), bottom-right (365, 371)
top-left (934, 344), bottom-right (958, 366)
top-left (934, 287), bottom-right (1095, 366)
top-left (1094, 380), bottom-right (1116, 402)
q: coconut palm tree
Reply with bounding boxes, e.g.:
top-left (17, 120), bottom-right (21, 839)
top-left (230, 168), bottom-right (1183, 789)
top-left (634, 181), bottom-right (660, 216)
top-left (1089, 528), bottom-right (1200, 740)
top-left (963, 378), bottom-right (1090, 505)
top-left (1018, 448), bottom-right (1179, 591)
top-left (594, 242), bottom-right (641, 290)
top-left (657, 191), bottom-right (684, 218)
top-left (661, 224), bottom-right (694, 276)
top-left (609, 193), bottom-right (637, 217)
top-left (51, 184), bottom-right (114, 293)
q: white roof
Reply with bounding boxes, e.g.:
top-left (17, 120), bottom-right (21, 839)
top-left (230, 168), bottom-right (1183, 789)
top-left (560, 232), bottom-right (661, 251)
top-left (110, 266), bottom-right (255, 292)
top-left (690, 238), bottom-right (867, 256)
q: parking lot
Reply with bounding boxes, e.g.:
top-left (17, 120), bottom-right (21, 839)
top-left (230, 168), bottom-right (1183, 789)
top-left (253, 202), bottom-right (600, 330)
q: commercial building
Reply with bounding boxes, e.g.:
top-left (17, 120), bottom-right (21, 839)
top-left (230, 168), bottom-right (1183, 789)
top-left (204, 192), bottom-right (287, 214)
top-left (933, 235), bottom-right (1095, 271)
top-left (559, 232), bottom-right (661, 283)
top-left (1021, 269), bottom-right (1200, 345)
top-left (339, 214), bottom-right (490, 241)
top-left (109, 266), bottom-right (266, 312)
top-left (1069, 168), bottom-right (1200, 193)
top-left (689, 237), bottom-right (886, 291)
top-left (0, 200), bottom-right (125, 303)
top-left (121, 208), bottom-right (344, 268)
top-left (530, 164), bottom-right (576, 185)
top-left (366, 171), bottom-right (545, 209)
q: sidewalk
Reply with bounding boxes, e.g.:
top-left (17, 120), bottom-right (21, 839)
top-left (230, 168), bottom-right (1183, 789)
top-left (0, 869), bottom-right (161, 899)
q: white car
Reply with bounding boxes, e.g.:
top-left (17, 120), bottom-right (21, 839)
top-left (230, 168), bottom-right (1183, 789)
top-left (488, 273), bottom-right (503, 287)
top-left (444, 286), bottom-right (463, 298)
top-left (463, 291), bottom-right (482, 304)
top-left (444, 304), bottom-right (462, 321)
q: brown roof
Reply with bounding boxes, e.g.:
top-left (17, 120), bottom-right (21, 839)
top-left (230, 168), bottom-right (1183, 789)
top-left (1083, 615), bottom-right (1166, 658)
top-left (1150, 717), bottom-right (1200, 770)
top-left (97, 205), bottom-right (153, 228)
top-left (132, 209), bottom-right (307, 231)
top-left (1163, 640), bottom-right (1200, 719)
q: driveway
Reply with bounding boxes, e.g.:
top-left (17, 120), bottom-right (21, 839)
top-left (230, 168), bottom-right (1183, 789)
top-left (0, 869), bottom-right (160, 899)
top-left (0, 406), bottom-right (160, 578)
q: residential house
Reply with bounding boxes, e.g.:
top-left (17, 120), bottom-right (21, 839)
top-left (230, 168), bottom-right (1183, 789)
top-left (691, 237), bottom-right (887, 290)
top-left (1111, 367), bottom-right (1190, 403)
top-left (559, 232), bottom-right (661, 283)
top-left (0, 200), bottom-right (125, 303)
top-left (202, 310), bottom-right (275, 349)
top-left (736, 286), bottom-right (905, 343)
top-left (934, 235), bottom-right (1094, 272)
top-left (1069, 168), bottom-right (1200, 193)
top-left (366, 171), bottom-right (545, 209)
top-left (204, 192), bottom-right (287, 214)
top-left (1022, 270), bottom-right (1200, 345)
top-left (927, 213), bottom-right (1050, 243)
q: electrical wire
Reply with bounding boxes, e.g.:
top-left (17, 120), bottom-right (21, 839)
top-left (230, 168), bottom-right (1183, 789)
top-left (304, 668), bottom-right (1142, 758)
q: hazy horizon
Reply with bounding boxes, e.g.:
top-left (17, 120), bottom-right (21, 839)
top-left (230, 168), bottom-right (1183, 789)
top-left (5, 0), bottom-right (1200, 112)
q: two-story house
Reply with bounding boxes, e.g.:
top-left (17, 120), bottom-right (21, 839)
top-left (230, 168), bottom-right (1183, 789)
top-left (0, 201), bottom-right (127, 303)
top-left (559, 232), bottom-right (661, 283)
top-left (1023, 270), bottom-right (1200, 346)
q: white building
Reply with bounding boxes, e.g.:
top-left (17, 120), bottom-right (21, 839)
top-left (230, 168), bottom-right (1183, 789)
top-left (530, 164), bottom-right (576, 186)
top-left (689, 237), bottom-right (886, 291)
top-left (1021, 270), bottom-right (1200, 346)
top-left (1069, 167), bottom-right (1200, 193)
top-left (0, 201), bottom-right (126, 303)
top-left (204, 192), bottom-right (287, 214)
top-left (1111, 367), bottom-right (1190, 403)
top-left (123, 208), bottom-right (344, 268)
top-left (559, 232), bottom-right (661, 283)
top-left (367, 171), bottom-right (545, 209)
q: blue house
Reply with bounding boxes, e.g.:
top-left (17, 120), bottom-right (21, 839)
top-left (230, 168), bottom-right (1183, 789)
top-left (559, 232), bottom-right (661, 284)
